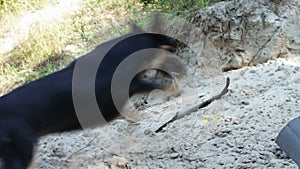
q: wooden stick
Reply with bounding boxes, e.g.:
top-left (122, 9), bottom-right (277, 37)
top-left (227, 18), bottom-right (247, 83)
top-left (155, 77), bottom-right (230, 132)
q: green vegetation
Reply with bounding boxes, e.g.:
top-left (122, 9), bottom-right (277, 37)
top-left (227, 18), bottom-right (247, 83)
top-left (0, 0), bottom-right (56, 18)
top-left (0, 0), bottom-right (141, 94)
top-left (0, 0), bottom-right (212, 95)
top-left (141, 0), bottom-right (209, 15)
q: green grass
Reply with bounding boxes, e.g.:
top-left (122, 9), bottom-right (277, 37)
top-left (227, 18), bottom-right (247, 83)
top-left (0, 0), bottom-right (215, 95)
top-left (0, 0), bottom-right (143, 95)
top-left (0, 0), bottom-right (57, 19)
top-left (141, 0), bottom-right (209, 15)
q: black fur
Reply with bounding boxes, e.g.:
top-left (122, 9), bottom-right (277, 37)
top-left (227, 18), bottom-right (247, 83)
top-left (0, 30), bottom-right (183, 168)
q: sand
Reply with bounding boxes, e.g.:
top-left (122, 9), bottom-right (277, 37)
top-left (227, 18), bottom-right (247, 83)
top-left (33, 55), bottom-right (300, 169)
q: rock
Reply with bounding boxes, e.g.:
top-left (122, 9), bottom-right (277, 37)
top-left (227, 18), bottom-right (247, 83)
top-left (63, 44), bottom-right (82, 55)
top-left (241, 101), bottom-right (250, 105)
top-left (169, 153), bottom-right (180, 159)
top-left (87, 163), bottom-right (109, 169)
top-left (106, 156), bottom-right (130, 169)
top-left (186, 0), bottom-right (300, 71)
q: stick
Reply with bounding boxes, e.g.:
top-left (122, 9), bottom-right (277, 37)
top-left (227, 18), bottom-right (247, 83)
top-left (155, 77), bottom-right (230, 132)
top-left (66, 135), bottom-right (97, 160)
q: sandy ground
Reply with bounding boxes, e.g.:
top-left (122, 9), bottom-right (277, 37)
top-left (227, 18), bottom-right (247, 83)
top-left (33, 55), bottom-right (300, 169)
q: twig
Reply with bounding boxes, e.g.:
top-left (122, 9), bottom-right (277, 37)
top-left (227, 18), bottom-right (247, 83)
top-left (66, 135), bottom-right (97, 160)
top-left (155, 77), bottom-right (230, 133)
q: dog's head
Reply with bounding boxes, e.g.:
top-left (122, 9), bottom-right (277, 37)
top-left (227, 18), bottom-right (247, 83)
top-left (130, 14), bottom-right (178, 52)
top-left (95, 14), bottom-right (187, 122)
top-left (127, 14), bottom-right (186, 95)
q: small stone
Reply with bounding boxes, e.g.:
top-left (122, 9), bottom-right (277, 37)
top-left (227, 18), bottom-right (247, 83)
top-left (106, 156), bottom-right (130, 169)
top-left (170, 153), bottom-right (180, 159)
top-left (241, 101), bottom-right (250, 105)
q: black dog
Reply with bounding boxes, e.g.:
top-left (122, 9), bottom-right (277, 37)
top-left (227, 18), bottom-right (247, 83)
top-left (0, 18), bottom-right (185, 169)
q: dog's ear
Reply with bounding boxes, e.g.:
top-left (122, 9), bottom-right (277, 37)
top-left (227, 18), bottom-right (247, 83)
top-left (130, 14), bottom-right (164, 34)
top-left (150, 13), bottom-right (164, 34)
top-left (130, 21), bottom-right (144, 34)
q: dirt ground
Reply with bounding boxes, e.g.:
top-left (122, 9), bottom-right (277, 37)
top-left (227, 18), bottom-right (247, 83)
top-left (33, 54), bottom-right (300, 169)
top-left (1, 1), bottom-right (299, 168)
